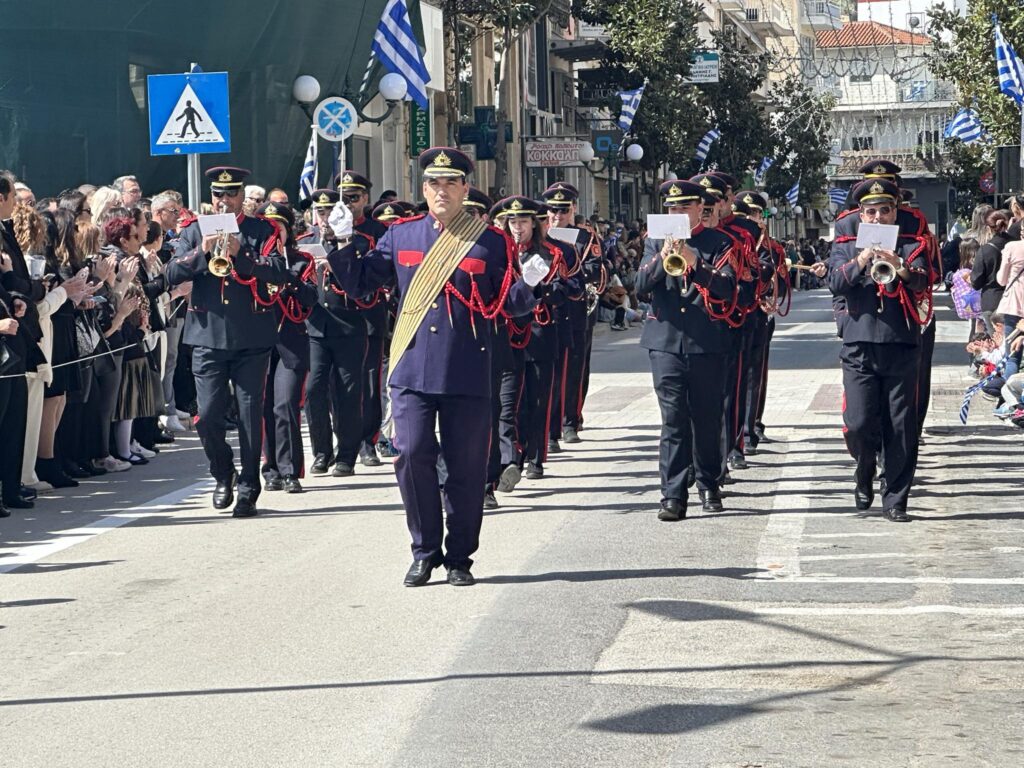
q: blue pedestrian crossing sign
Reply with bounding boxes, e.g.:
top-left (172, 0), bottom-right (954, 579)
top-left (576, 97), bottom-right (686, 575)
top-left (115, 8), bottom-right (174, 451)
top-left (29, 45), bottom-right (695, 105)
top-left (148, 72), bottom-right (231, 156)
top-left (313, 96), bottom-right (358, 143)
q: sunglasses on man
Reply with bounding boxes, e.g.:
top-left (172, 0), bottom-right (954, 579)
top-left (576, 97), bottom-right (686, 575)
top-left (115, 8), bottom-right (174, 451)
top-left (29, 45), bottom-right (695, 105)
top-left (211, 189), bottom-right (241, 198)
top-left (860, 205), bottom-right (893, 217)
top-left (342, 194), bottom-right (363, 205)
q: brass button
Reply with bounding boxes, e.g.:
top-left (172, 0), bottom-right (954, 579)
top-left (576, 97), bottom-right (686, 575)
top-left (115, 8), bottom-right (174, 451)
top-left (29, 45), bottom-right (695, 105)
top-left (680, 307), bottom-right (685, 313)
top-left (429, 325), bottom-right (437, 333)
top-left (432, 302), bottom-right (438, 309)
top-left (480, 346), bottom-right (486, 352)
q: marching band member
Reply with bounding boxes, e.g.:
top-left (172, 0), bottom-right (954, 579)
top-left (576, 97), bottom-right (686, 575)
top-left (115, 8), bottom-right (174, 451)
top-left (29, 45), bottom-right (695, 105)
top-left (166, 166), bottom-right (291, 517)
top-left (827, 179), bottom-right (932, 522)
top-left (637, 180), bottom-right (737, 521)
top-left (326, 147), bottom-right (546, 587)
top-left (255, 202), bottom-right (317, 494)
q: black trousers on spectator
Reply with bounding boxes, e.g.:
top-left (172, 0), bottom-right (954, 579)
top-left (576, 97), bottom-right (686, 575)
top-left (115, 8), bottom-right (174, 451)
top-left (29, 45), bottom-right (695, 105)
top-left (917, 320), bottom-right (936, 435)
top-left (520, 360), bottom-right (554, 471)
top-left (0, 376), bottom-right (28, 503)
top-left (306, 334), bottom-right (364, 467)
top-left (262, 349), bottom-right (307, 481)
top-left (841, 341), bottom-right (920, 512)
top-left (745, 314), bottom-right (771, 449)
top-left (650, 350), bottom-right (724, 504)
top-left (361, 334), bottom-right (385, 447)
top-left (192, 346), bottom-right (271, 500)
top-left (84, 352), bottom-right (123, 461)
top-left (56, 362), bottom-right (93, 467)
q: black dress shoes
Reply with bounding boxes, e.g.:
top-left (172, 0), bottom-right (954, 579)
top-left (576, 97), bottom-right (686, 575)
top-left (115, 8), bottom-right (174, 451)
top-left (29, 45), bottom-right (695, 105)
top-left (657, 499), bottom-right (685, 522)
top-left (699, 489), bottom-right (724, 513)
top-left (20, 485), bottom-right (37, 501)
top-left (727, 452), bottom-right (748, 471)
top-left (332, 462), bottom-right (355, 478)
top-left (404, 559), bottom-right (439, 587)
top-left (562, 427), bottom-right (580, 444)
top-left (264, 477), bottom-right (284, 491)
top-left (232, 495), bottom-right (258, 518)
top-left (854, 483), bottom-right (874, 511)
top-left (483, 489), bottom-right (498, 509)
top-left (446, 566), bottom-right (475, 586)
top-left (311, 455), bottom-right (331, 475)
top-left (359, 444), bottom-right (382, 467)
top-left (212, 473), bottom-right (236, 510)
top-left (525, 465), bottom-right (543, 480)
top-left (547, 438), bottom-right (561, 454)
top-left (0, 502), bottom-right (10, 518)
top-left (283, 476), bottom-right (303, 493)
top-left (5, 496), bottom-right (34, 510)
top-left (883, 507), bottom-right (911, 523)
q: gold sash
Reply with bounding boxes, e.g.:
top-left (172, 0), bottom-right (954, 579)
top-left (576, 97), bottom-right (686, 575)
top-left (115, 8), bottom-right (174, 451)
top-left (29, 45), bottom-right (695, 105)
top-left (387, 210), bottom-right (488, 385)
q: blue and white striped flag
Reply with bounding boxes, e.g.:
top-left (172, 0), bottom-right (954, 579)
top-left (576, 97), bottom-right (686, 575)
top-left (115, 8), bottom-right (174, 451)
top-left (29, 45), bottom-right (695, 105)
top-left (617, 86), bottom-right (645, 133)
top-left (994, 15), bottom-right (1024, 106)
top-left (786, 180), bottom-right (800, 207)
top-left (298, 128), bottom-right (317, 202)
top-left (371, 0), bottom-right (431, 109)
top-left (944, 108), bottom-right (986, 144)
top-left (828, 187), bottom-right (848, 207)
top-left (754, 156), bottom-right (774, 185)
top-left (960, 380), bottom-right (985, 424)
top-left (694, 128), bottom-right (721, 164)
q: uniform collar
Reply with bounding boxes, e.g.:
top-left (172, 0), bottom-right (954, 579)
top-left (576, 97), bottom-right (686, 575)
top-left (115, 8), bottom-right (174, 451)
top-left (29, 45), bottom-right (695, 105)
top-left (691, 223), bottom-right (704, 236)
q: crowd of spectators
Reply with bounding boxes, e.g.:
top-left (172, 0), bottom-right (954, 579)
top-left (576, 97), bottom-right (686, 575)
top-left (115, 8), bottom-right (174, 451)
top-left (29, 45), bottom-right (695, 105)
top-left (0, 171), bottom-right (198, 516)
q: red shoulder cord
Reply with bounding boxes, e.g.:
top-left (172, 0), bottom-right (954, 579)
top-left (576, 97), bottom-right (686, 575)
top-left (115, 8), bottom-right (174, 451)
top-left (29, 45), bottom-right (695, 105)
top-left (443, 228), bottom-right (516, 339)
top-left (230, 217), bottom-right (284, 307)
top-left (277, 252), bottom-right (316, 325)
top-left (501, 239), bottom-right (563, 339)
top-left (836, 233), bottom-right (934, 327)
top-left (695, 247), bottom-right (742, 327)
top-left (773, 240), bottom-right (793, 317)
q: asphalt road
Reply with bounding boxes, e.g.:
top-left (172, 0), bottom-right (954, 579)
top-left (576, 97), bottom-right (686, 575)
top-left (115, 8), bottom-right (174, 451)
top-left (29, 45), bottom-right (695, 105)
top-left (2, 290), bottom-right (1023, 767)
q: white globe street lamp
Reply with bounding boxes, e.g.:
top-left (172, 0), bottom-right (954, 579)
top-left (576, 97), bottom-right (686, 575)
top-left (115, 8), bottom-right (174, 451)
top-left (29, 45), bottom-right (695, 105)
top-left (379, 72), bottom-right (409, 102)
top-left (292, 75), bottom-right (321, 105)
top-left (769, 206), bottom-right (778, 215)
top-left (578, 142), bottom-right (596, 163)
top-left (625, 143), bottom-right (644, 162)
top-left (793, 205), bottom-right (804, 216)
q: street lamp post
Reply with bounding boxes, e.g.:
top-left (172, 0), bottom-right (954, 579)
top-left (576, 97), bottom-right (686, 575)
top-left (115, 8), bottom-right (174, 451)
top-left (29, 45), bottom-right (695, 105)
top-left (577, 140), bottom-right (643, 222)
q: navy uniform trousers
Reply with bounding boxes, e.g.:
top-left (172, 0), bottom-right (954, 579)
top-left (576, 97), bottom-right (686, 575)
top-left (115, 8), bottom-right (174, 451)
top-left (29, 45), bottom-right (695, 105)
top-left (750, 315), bottom-right (775, 443)
top-left (361, 333), bottom-right (385, 448)
top-left (261, 348), bottom-right (307, 481)
top-left (306, 335), bottom-right (365, 467)
top-left (563, 326), bottom-right (590, 431)
top-left (489, 360), bottom-right (524, 490)
top-left (192, 346), bottom-right (271, 499)
top-left (744, 313), bottom-right (772, 449)
top-left (519, 360), bottom-right (555, 471)
top-left (550, 341), bottom-right (570, 441)
top-left (917, 319), bottom-right (936, 435)
top-left (720, 322), bottom-right (755, 474)
top-left (392, 386), bottom-right (491, 569)
top-left (840, 341), bottom-right (920, 511)
top-left (650, 350), bottom-right (725, 502)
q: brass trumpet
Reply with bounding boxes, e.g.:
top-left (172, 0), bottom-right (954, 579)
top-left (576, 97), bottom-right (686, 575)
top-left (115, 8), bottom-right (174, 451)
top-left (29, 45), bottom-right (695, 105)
top-left (663, 237), bottom-right (688, 277)
top-left (869, 257), bottom-right (901, 285)
top-left (208, 232), bottom-right (233, 277)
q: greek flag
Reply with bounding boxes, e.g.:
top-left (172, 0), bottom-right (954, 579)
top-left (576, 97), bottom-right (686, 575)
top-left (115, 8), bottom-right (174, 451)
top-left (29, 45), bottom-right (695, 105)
top-left (960, 380), bottom-right (986, 424)
top-left (994, 15), bottom-right (1024, 106)
top-left (828, 187), bottom-right (848, 207)
top-left (694, 128), bottom-right (721, 164)
top-left (944, 108), bottom-right (986, 144)
top-left (617, 86), bottom-right (645, 133)
top-left (754, 157), bottom-right (774, 185)
top-left (786, 180), bottom-right (800, 207)
top-left (298, 128), bottom-right (317, 202)
top-left (371, 0), bottom-right (431, 109)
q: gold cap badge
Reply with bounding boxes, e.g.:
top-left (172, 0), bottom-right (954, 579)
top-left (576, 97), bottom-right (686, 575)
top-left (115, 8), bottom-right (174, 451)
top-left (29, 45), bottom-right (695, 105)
top-left (318, 193), bottom-right (330, 204)
top-left (743, 195), bottom-right (754, 204)
top-left (668, 184), bottom-right (681, 196)
top-left (342, 173), bottom-right (353, 183)
top-left (699, 177), bottom-right (712, 188)
top-left (266, 204), bottom-right (277, 215)
top-left (873, 164), bottom-right (887, 174)
top-left (869, 182), bottom-right (885, 194)
top-left (510, 199), bottom-right (524, 211)
top-left (217, 170), bottom-right (233, 183)
top-left (433, 151), bottom-right (452, 167)
top-left (553, 191), bottom-right (565, 201)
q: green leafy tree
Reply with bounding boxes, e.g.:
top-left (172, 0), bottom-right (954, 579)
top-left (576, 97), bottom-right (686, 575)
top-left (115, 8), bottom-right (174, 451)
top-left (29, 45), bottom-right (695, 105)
top-left (938, 140), bottom-right (996, 218)
top-left (928, 1), bottom-right (1024, 145)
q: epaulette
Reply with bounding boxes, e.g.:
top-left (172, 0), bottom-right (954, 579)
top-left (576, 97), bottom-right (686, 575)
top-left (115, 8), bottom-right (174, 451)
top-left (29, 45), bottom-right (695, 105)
top-left (391, 213), bottom-right (427, 226)
top-left (835, 208), bottom-right (859, 221)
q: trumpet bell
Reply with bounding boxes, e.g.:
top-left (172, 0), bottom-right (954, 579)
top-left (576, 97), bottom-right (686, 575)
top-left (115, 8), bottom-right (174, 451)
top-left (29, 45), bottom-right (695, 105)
top-left (663, 253), bottom-right (687, 277)
top-left (870, 260), bottom-right (897, 285)
top-left (209, 255), bottom-right (233, 278)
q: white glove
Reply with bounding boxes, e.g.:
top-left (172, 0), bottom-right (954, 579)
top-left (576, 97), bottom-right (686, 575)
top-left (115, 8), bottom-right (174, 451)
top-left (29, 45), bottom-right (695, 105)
top-left (328, 201), bottom-right (353, 239)
top-left (521, 254), bottom-right (549, 288)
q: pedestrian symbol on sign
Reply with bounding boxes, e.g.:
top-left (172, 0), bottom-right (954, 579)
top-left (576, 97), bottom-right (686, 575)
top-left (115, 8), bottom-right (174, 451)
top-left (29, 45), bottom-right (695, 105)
top-left (155, 83), bottom-right (225, 147)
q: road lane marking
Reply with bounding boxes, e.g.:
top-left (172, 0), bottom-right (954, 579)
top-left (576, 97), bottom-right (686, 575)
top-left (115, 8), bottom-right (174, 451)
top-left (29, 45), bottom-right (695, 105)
top-left (799, 552), bottom-right (935, 562)
top-left (751, 605), bottom-right (1024, 616)
top-left (753, 441), bottom-right (811, 579)
top-left (0, 480), bottom-right (209, 574)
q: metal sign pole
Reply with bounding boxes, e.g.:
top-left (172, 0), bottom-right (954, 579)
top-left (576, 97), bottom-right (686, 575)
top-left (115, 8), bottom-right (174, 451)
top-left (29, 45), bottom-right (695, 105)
top-left (187, 62), bottom-right (201, 212)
